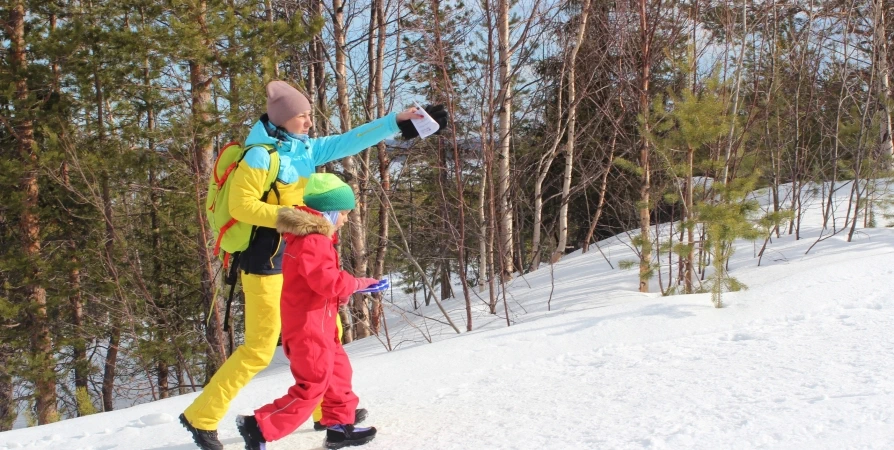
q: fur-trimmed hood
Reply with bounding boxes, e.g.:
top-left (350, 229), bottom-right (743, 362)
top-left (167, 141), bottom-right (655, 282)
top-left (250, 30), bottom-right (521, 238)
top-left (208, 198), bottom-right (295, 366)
top-left (276, 207), bottom-right (335, 237)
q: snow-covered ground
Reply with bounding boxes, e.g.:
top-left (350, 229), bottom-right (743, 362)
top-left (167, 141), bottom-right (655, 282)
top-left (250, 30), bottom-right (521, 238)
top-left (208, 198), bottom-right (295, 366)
top-left (2, 181), bottom-right (893, 450)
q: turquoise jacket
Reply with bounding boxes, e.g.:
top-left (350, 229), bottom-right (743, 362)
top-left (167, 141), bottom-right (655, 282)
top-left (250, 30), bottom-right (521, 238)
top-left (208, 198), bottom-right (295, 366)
top-left (229, 112), bottom-right (400, 274)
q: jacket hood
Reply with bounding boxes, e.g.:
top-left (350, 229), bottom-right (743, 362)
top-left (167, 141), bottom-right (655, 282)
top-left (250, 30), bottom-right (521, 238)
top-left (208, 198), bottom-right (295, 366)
top-left (244, 118), bottom-right (280, 148)
top-left (276, 207), bottom-right (334, 237)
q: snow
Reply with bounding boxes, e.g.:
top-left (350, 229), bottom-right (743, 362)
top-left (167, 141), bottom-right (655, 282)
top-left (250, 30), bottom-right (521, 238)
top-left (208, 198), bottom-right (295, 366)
top-left (2, 181), bottom-right (893, 450)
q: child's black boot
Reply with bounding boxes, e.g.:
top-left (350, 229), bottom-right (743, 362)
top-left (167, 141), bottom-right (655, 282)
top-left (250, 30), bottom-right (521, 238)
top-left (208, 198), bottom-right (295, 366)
top-left (314, 408), bottom-right (368, 431)
top-left (325, 424), bottom-right (377, 449)
top-left (236, 414), bottom-right (267, 450)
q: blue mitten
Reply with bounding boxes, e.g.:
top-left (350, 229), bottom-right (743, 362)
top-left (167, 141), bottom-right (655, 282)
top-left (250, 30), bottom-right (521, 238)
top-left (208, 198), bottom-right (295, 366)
top-left (355, 278), bottom-right (390, 294)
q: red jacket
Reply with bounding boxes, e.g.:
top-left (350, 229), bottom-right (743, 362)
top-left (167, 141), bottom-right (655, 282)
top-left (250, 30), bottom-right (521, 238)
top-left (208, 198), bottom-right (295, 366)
top-left (276, 206), bottom-right (358, 347)
top-left (254, 206), bottom-right (361, 439)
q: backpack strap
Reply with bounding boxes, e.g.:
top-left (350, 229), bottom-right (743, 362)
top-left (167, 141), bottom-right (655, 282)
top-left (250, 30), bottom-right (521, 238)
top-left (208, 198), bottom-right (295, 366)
top-left (222, 253), bottom-right (241, 335)
top-left (244, 146), bottom-right (281, 254)
top-left (260, 150), bottom-right (281, 204)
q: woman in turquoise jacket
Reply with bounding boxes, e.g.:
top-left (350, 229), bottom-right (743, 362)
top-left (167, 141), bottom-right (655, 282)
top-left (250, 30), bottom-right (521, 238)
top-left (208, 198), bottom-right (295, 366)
top-left (180, 80), bottom-right (446, 450)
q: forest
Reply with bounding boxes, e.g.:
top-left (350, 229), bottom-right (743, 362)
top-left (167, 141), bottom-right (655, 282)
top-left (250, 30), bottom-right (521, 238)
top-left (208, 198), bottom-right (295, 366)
top-left (1, 0), bottom-right (892, 427)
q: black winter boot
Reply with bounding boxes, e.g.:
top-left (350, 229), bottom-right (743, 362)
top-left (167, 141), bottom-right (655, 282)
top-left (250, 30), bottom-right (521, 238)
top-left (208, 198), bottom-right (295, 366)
top-left (314, 408), bottom-right (368, 431)
top-left (179, 413), bottom-right (224, 450)
top-left (236, 414), bottom-right (267, 450)
top-left (325, 424), bottom-right (377, 449)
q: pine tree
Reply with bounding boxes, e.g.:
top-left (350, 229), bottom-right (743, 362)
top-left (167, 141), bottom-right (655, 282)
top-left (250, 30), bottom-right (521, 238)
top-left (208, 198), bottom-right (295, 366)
top-left (1, 0), bottom-right (58, 424)
top-left (648, 76), bottom-right (731, 294)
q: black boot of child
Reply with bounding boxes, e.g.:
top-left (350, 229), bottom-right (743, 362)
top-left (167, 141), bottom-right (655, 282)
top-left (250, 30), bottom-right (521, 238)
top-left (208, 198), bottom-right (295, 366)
top-left (314, 408), bottom-right (368, 431)
top-left (236, 414), bottom-right (267, 450)
top-left (325, 424), bottom-right (377, 449)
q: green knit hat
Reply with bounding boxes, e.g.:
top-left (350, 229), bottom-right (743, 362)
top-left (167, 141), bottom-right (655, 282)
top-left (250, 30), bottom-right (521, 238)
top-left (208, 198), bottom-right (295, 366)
top-left (303, 173), bottom-right (356, 211)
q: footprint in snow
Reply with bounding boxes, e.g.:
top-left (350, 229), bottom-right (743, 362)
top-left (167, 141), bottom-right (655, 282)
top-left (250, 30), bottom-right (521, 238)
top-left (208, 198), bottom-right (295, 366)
top-left (139, 413), bottom-right (174, 427)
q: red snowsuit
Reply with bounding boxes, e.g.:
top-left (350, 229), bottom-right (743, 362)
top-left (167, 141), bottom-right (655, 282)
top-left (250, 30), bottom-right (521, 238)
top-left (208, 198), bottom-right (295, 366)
top-left (253, 206), bottom-right (361, 442)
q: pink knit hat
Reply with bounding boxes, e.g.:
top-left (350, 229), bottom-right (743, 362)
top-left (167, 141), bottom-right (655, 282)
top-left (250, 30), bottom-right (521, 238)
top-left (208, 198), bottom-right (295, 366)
top-left (266, 80), bottom-right (311, 127)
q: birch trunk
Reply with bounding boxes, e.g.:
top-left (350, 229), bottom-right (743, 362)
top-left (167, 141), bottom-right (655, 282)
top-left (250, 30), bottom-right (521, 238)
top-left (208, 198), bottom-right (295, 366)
top-left (875, 0), bottom-right (894, 167)
top-left (333, 0), bottom-right (372, 339)
top-left (684, 146), bottom-right (695, 293)
top-left (554, 0), bottom-right (592, 263)
top-left (496, 0), bottom-right (515, 278)
top-left (637, 0), bottom-right (653, 293)
top-left (530, 60), bottom-right (564, 271)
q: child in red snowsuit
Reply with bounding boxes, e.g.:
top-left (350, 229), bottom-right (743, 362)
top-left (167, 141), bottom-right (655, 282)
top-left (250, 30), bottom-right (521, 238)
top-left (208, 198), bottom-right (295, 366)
top-left (236, 173), bottom-right (379, 450)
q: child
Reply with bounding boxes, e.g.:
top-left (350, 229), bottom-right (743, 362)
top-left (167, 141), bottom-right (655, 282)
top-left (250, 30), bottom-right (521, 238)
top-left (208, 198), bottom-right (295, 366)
top-left (236, 173), bottom-right (380, 450)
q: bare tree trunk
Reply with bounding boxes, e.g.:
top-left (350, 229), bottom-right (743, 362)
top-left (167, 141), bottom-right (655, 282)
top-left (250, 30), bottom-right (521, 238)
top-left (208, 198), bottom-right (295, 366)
top-left (61, 161), bottom-right (89, 404)
top-left (530, 66), bottom-right (564, 271)
top-left (684, 146), bottom-right (695, 293)
top-left (0, 347), bottom-right (13, 430)
top-left (486, 156), bottom-right (498, 313)
top-left (315, 0), bottom-right (344, 342)
top-left (90, 31), bottom-right (120, 412)
top-left (637, 0), bottom-right (653, 293)
top-left (264, 0), bottom-right (280, 78)
top-left (478, 152), bottom-right (489, 293)
top-left (147, 112), bottom-right (169, 399)
top-left (330, 4), bottom-right (354, 344)
top-left (333, 0), bottom-right (372, 340)
top-left (496, 0), bottom-right (515, 278)
top-left (371, 0), bottom-right (388, 334)
top-left (583, 133), bottom-right (616, 252)
top-left (101, 324), bottom-right (120, 412)
top-left (722, 0), bottom-right (747, 184)
top-left (10, 1), bottom-right (57, 423)
top-left (313, 0), bottom-right (329, 138)
top-left (875, 0), bottom-right (894, 167)
top-left (132, 26), bottom-right (171, 398)
top-left (431, 0), bottom-right (473, 330)
top-left (682, 1), bottom-right (697, 294)
top-left (176, 364), bottom-right (187, 395)
top-left (480, 0), bottom-right (497, 300)
top-left (554, 0), bottom-right (592, 263)
top-left (438, 262), bottom-right (452, 300)
top-left (54, 7), bottom-right (89, 404)
top-left (70, 252), bottom-right (88, 391)
top-left (50, 9), bottom-right (90, 408)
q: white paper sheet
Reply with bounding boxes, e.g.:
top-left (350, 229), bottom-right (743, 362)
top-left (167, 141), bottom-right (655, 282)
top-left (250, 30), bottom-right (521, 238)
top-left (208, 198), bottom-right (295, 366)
top-left (410, 102), bottom-right (440, 138)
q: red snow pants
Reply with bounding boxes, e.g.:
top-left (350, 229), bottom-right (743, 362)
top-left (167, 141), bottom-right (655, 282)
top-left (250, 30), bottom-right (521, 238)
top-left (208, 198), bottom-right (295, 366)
top-left (253, 305), bottom-right (359, 442)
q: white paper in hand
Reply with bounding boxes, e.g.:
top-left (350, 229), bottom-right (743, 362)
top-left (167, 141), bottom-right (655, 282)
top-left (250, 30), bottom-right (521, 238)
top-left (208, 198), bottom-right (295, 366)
top-left (410, 102), bottom-right (440, 139)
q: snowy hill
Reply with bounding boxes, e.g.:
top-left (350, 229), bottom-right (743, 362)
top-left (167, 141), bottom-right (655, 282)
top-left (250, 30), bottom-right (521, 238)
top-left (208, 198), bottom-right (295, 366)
top-left (2, 182), bottom-right (893, 450)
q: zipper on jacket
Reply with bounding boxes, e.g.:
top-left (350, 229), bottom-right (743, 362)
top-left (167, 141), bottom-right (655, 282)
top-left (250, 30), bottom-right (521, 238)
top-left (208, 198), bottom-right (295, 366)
top-left (269, 234), bottom-right (282, 268)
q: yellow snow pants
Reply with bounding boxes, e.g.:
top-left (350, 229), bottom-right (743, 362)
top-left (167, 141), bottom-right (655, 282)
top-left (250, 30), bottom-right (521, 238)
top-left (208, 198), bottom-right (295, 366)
top-left (183, 272), bottom-right (282, 431)
top-left (312, 313), bottom-right (344, 422)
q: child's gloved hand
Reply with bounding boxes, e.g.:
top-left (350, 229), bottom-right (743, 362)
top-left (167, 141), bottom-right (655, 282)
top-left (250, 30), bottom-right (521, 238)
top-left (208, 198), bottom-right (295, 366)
top-left (397, 104), bottom-right (449, 139)
top-left (354, 277), bottom-right (379, 292)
